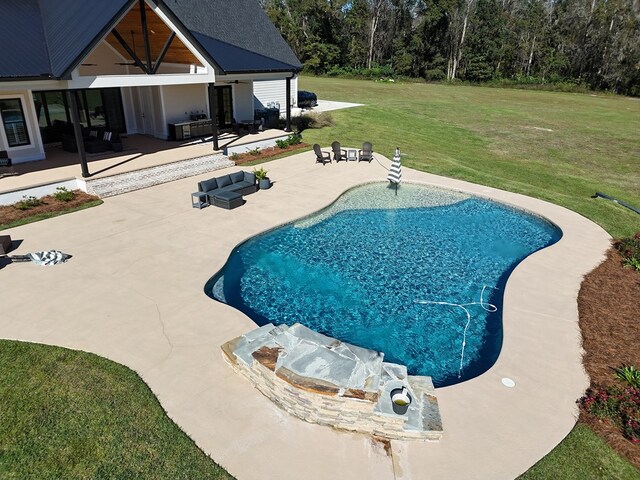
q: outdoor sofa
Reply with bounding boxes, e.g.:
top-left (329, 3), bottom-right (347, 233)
top-left (61, 126), bottom-right (123, 154)
top-left (196, 170), bottom-right (257, 209)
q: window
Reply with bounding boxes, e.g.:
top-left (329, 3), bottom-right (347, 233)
top-left (33, 88), bottom-right (126, 144)
top-left (0, 98), bottom-right (30, 147)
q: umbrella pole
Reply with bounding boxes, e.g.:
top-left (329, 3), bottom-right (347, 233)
top-left (395, 182), bottom-right (398, 196)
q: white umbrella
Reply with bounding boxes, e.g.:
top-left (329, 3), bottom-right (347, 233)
top-left (387, 147), bottom-right (402, 195)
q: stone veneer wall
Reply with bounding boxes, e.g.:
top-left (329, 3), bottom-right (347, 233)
top-left (222, 341), bottom-right (440, 441)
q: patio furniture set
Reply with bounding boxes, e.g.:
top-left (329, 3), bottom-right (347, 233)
top-left (314, 142), bottom-right (373, 165)
top-left (61, 127), bottom-right (123, 154)
top-left (192, 170), bottom-right (259, 210)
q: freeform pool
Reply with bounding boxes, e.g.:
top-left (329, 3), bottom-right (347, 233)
top-left (206, 183), bottom-right (561, 387)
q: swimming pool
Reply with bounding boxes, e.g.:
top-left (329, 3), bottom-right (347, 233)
top-left (206, 183), bottom-right (561, 387)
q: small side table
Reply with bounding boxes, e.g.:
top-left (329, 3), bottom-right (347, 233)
top-left (191, 191), bottom-right (208, 209)
top-left (347, 149), bottom-right (358, 161)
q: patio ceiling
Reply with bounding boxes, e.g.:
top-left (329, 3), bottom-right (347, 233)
top-left (106, 2), bottom-right (202, 67)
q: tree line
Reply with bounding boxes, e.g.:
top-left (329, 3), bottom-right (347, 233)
top-left (260, 0), bottom-right (640, 95)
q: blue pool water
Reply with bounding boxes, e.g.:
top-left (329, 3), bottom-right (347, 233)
top-left (206, 183), bottom-right (561, 387)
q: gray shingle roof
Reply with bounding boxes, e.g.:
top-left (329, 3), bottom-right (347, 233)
top-left (0, 0), bottom-right (301, 80)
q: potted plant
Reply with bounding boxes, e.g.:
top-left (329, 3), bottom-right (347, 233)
top-left (254, 167), bottom-right (271, 190)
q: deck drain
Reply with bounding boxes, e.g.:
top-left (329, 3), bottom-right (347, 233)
top-left (501, 377), bottom-right (516, 388)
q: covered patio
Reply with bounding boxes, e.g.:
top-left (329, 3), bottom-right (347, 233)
top-left (0, 129), bottom-right (287, 195)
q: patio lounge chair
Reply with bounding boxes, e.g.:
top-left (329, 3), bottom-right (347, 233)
top-left (331, 141), bottom-right (348, 162)
top-left (358, 142), bottom-right (373, 162)
top-left (313, 144), bottom-right (331, 165)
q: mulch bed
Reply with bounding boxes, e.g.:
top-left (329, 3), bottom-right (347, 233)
top-left (233, 142), bottom-right (309, 164)
top-left (577, 247), bottom-right (640, 468)
top-left (0, 191), bottom-right (101, 227)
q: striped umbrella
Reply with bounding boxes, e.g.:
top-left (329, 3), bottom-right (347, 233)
top-left (387, 147), bottom-right (402, 195)
top-left (8, 250), bottom-right (71, 266)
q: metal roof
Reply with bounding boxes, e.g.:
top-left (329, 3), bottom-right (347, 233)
top-left (163, 0), bottom-right (303, 73)
top-left (0, 1), bottom-right (51, 79)
top-left (0, 0), bottom-right (301, 80)
top-left (38, 0), bottom-right (133, 79)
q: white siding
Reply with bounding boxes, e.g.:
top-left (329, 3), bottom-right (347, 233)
top-left (253, 77), bottom-right (298, 116)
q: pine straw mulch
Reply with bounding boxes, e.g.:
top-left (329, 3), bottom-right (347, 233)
top-left (577, 247), bottom-right (640, 469)
top-left (0, 190), bottom-right (101, 228)
top-left (232, 142), bottom-right (309, 164)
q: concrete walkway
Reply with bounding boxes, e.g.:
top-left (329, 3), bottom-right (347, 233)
top-left (301, 99), bottom-right (364, 114)
top-left (0, 151), bottom-right (610, 479)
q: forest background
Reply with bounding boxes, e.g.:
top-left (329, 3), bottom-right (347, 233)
top-left (259, 0), bottom-right (640, 96)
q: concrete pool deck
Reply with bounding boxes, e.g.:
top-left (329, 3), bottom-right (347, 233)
top-left (0, 150), bottom-right (611, 479)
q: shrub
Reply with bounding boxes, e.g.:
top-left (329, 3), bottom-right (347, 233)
top-left (53, 186), bottom-right (75, 202)
top-left (294, 112), bottom-right (334, 132)
top-left (615, 233), bottom-right (640, 272)
top-left (14, 195), bottom-right (43, 211)
top-left (275, 133), bottom-right (302, 149)
top-left (580, 365), bottom-right (640, 444)
top-left (615, 365), bottom-right (640, 389)
top-left (246, 147), bottom-right (261, 156)
top-left (287, 132), bottom-right (302, 145)
top-left (229, 152), bottom-right (240, 161)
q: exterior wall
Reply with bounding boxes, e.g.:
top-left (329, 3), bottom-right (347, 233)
top-left (150, 86), bottom-right (165, 139)
top-left (233, 81), bottom-right (254, 122)
top-left (253, 76), bottom-right (298, 115)
top-left (155, 63), bottom-right (200, 75)
top-left (0, 90), bottom-right (45, 163)
top-left (161, 84), bottom-right (208, 125)
top-left (78, 41), bottom-right (130, 76)
top-left (121, 87), bottom-right (139, 134)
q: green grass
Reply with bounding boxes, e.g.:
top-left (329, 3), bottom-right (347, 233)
top-left (0, 340), bottom-right (234, 480)
top-left (518, 424), bottom-right (640, 480)
top-left (0, 200), bottom-right (104, 231)
top-left (299, 76), bottom-right (640, 238)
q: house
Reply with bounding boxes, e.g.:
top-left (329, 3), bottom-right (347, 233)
top-left (0, 0), bottom-right (302, 176)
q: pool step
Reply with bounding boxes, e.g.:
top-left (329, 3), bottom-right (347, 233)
top-left (221, 323), bottom-right (443, 441)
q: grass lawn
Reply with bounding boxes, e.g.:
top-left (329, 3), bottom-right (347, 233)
top-left (518, 424), bottom-right (640, 480)
top-left (299, 76), bottom-right (640, 238)
top-left (0, 341), bottom-right (233, 480)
